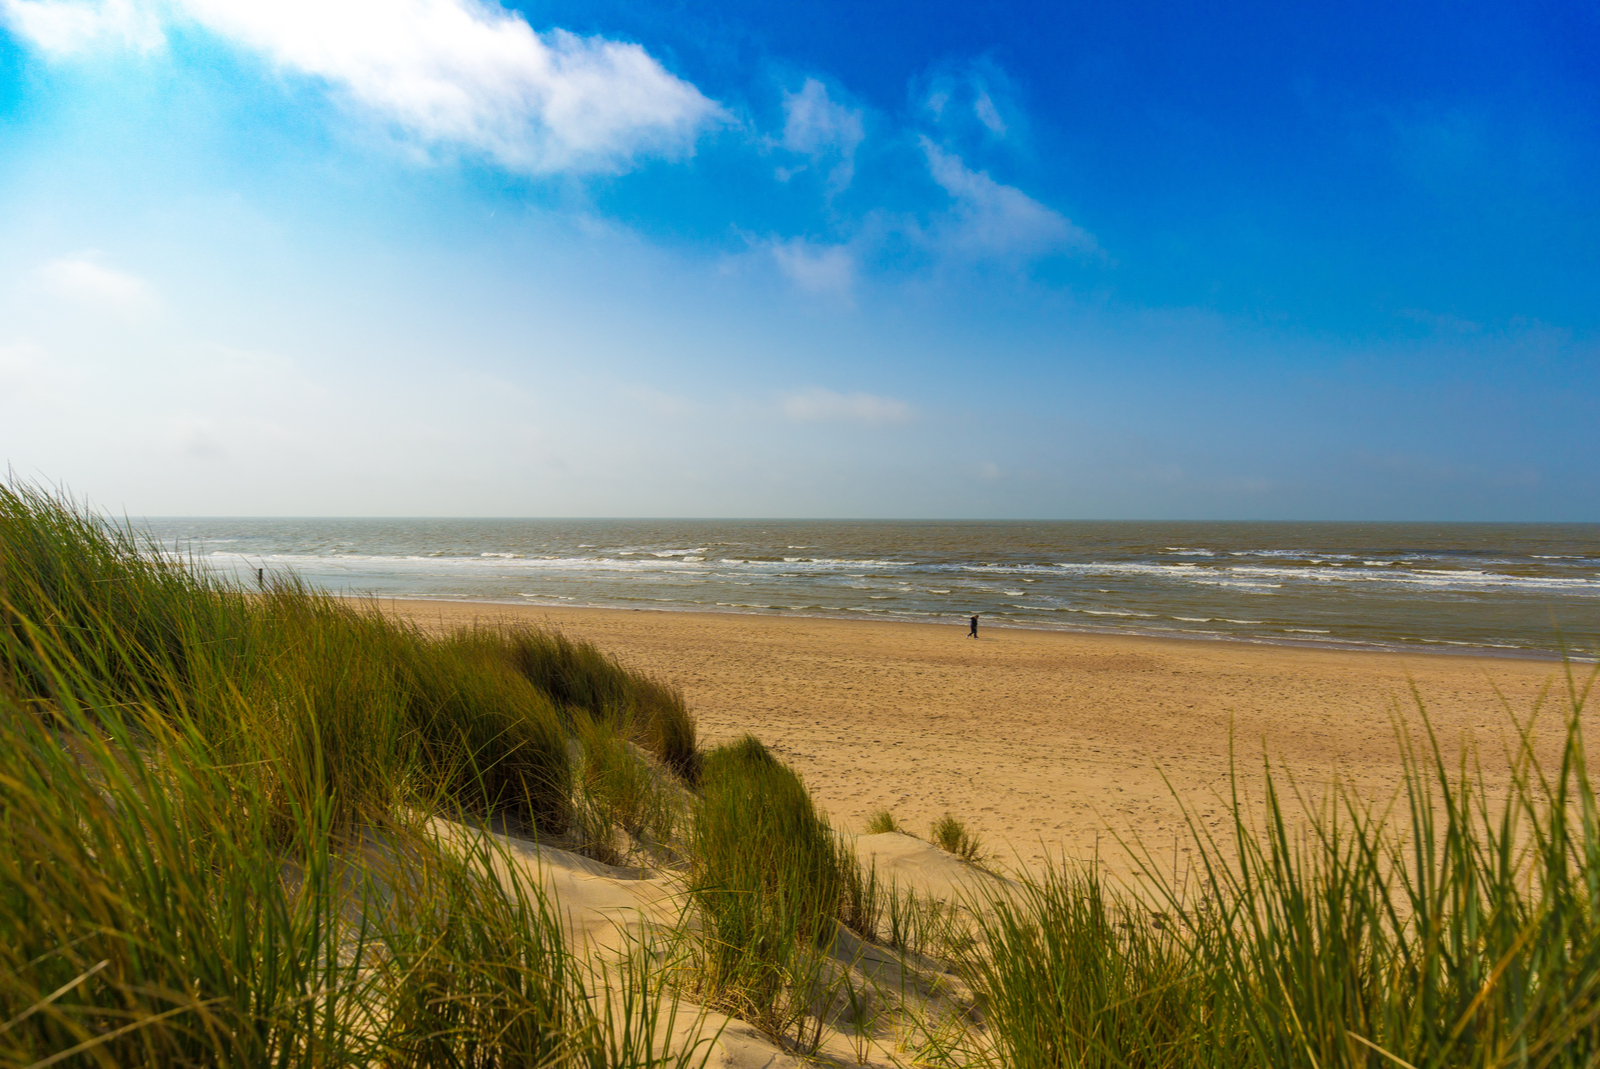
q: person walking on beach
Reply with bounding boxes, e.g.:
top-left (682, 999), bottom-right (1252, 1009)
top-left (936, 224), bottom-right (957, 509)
top-left (968, 614), bottom-right (979, 638)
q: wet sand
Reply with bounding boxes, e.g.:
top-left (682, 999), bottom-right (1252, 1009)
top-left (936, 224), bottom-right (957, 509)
top-left (377, 599), bottom-right (1584, 878)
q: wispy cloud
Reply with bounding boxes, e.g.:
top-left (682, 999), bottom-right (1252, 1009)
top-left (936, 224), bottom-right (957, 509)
top-left (35, 253), bottom-right (159, 318)
top-left (919, 58), bottom-right (1023, 142)
top-left (778, 78), bottom-right (863, 191)
top-left (781, 388), bottom-right (911, 426)
top-left (920, 138), bottom-right (1097, 260)
top-left (0, 0), bottom-right (162, 54)
top-left (769, 238), bottom-right (855, 297)
top-left (3, 0), bottom-right (724, 174)
top-left (972, 89), bottom-right (1006, 136)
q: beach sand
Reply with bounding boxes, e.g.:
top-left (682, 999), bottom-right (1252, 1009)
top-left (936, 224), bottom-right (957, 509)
top-left (378, 599), bottom-right (1581, 881)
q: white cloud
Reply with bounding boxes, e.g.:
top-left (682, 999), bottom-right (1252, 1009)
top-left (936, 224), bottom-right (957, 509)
top-left (918, 61), bottom-right (1021, 142)
top-left (0, 0), bottom-right (163, 54)
top-left (780, 78), bottom-right (863, 191)
top-left (769, 238), bottom-right (854, 296)
top-left (920, 138), bottom-right (1097, 260)
top-left (36, 253), bottom-right (159, 317)
top-left (781, 388), bottom-right (911, 426)
top-left (973, 89), bottom-right (1006, 136)
top-left (4, 0), bottom-right (723, 174)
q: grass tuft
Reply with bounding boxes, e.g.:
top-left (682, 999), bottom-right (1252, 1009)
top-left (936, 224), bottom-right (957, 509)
top-left (504, 628), bottom-right (701, 782)
top-left (866, 809), bottom-right (905, 835)
top-left (930, 812), bottom-right (985, 863)
top-left (686, 736), bottom-right (875, 1041)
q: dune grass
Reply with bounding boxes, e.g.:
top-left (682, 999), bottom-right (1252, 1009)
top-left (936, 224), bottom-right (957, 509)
top-left (7, 479), bottom-right (1600, 1067)
top-left (573, 709), bottom-right (684, 865)
top-left (683, 734), bottom-right (897, 1046)
top-left (685, 736), bottom-right (845, 1035)
top-left (930, 813), bottom-right (984, 863)
top-left (506, 627), bottom-right (700, 783)
top-left (0, 482), bottom-right (703, 1066)
top-left (966, 679), bottom-right (1600, 1068)
top-left (867, 809), bottom-right (906, 835)
top-left (0, 629), bottom-right (695, 1067)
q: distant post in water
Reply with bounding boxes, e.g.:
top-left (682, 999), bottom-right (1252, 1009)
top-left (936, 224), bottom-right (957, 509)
top-left (256, 567), bottom-right (264, 589)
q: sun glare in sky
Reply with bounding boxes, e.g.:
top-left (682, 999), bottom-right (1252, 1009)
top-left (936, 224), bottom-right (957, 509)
top-left (0, 0), bottom-right (1595, 519)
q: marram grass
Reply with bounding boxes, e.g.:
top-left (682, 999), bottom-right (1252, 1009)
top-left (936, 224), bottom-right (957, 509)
top-left (4, 479), bottom-right (1600, 1067)
top-left (965, 678), bottom-right (1600, 1069)
top-left (685, 736), bottom-right (854, 1040)
top-left (0, 482), bottom-right (702, 1067)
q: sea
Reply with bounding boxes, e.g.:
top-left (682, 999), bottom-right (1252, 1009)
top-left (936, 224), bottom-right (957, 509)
top-left (141, 519), bottom-right (1600, 661)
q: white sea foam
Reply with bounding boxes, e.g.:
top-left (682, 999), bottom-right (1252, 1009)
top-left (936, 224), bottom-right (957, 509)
top-left (1078, 608), bottom-right (1159, 618)
top-left (170, 518), bottom-right (1597, 660)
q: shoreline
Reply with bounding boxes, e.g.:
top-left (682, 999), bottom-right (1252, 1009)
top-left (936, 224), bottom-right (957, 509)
top-left (340, 590), bottom-right (1588, 664)
top-left (373, 597), bottom-right (1585, 880)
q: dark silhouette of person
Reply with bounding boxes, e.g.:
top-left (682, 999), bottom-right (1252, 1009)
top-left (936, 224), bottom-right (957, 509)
top-left (969, 614), bottom-right (979, 638)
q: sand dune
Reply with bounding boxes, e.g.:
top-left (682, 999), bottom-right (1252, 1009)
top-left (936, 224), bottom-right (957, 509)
top-left (427, 812), bottom-right (1015, 1068)
top-left (380, 601), bottom-right (1575, 883)
top-left (373, 601), bottom-right (1587, 1068)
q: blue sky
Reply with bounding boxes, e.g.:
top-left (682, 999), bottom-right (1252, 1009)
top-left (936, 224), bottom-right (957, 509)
top-left (0, 0), bottom-right (1594, 519)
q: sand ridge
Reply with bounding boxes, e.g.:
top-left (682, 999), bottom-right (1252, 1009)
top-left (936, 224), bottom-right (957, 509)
top-left (378, 599), bottom-right (1579, 879)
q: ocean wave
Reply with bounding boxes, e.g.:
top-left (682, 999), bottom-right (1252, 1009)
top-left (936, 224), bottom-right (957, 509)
top-left (1074, 608), bottom-right (1160, 618)
top-left (1039, 558), bottom-right (1599, 594)
top-left (217, 546), bottom-right (1600, 602)
top-left (233, 551), bottom-right (931, 576)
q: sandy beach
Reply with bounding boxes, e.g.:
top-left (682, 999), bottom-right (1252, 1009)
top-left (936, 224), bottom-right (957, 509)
top-left (380, 599), bottom-right (1583, 879)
